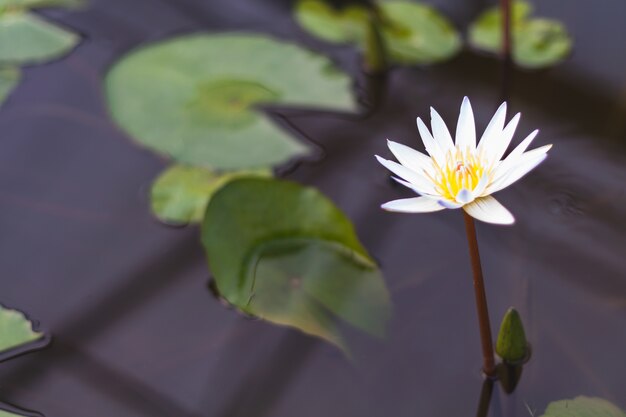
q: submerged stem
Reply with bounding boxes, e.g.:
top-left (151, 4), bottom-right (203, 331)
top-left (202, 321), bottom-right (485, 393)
top-left (499, 0), bottom-right (513, 101)
top-left (500, 0), bottom-right (512, 61)
top-left (363, 7), bottom-right (388, 74)
top-left (463, 211), bottom-right (497, 377)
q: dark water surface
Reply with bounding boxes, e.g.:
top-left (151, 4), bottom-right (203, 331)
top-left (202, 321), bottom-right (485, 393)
top-left (0, 0), bottom-right (625, 416)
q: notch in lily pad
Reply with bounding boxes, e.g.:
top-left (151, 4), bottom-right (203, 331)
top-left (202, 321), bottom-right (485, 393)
top-left (0, 304), bottom-right (49, 362)
top-left (295, 0), bottom-right (461, 66)
top-left (106, 33), bottom-right (359, 171)
top-left (202, 178), bottom-right (391, 352)
top-left (468, 0), bottom-right (572, 68)
top-left (150, 164), bottom-right (270, 225)
top-left (540, 396), bottom-right (626, 417)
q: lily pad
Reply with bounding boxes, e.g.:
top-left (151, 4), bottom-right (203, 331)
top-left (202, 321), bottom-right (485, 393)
top-left (0, 10), bottom-right (79, 65)
top-left (0, 410), bottom-right (26, 417)
top-left (0, 66), bottom-right (20, 106)
top-left (295, 0), bottom-right (369, 44)
top-left (0, 304), bottom-right (43, 355)
top-left (0, 0), bottom-right (83, 8)
top-left (540, 396), bottom-right (625, 417)
top-left (150, 164), bottom-right (270, 225)
top-left (469, 0), bottom-right (572, 68)
top-left (202, 178), bottom-right (391, 350)
top-left (379, 1), bottom-right (461, 64)
top-left (294, 0), bottom-right (461, 65)
top-left (106, 33), bottom-right (358, 170)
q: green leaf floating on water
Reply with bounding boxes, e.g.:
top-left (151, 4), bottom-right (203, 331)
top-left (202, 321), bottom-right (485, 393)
top-left (295, 0), bottom-right (461, 65)
top-left (469, 0), bottom-right (572, 69)
top-left (540, 396), bottom-right (626, 417)
top-left (295, 0), bottom-right (369, 44)
top-left (202, 178), bottom-right (391, 351)
top-left (106, 33), bottom-right (358, 170)
top-left (0, 304), bottom-right (43, 354)
top-left (150, 164), bottom-right (270, 225)
top-left (0, 10), bottom-right (79, 65)
top-left (0, 66), bottom-right (20, 106)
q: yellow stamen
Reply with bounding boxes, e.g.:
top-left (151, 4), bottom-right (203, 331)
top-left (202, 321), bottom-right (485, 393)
top-left (433, 147), bottom-right (489, 201)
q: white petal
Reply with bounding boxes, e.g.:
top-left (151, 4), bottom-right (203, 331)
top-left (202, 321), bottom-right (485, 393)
top-left (463, 196), bottom-right (515, 225)
top-left (382, 197), bottom-right (446, 213)
top-left (491, 139), bottom-right (550, 187)
top-left (438, 199), bottom-right (463, 209)
top-left (508, 129), bottom-right (539, 159)
top-left (455, 97), bottom-right (476, 150)
top-left (455, 188), bottom-right (474, 204)
top-left (391, 176), bottom-right (438, 198)
top-left (477, 102), bottom-right (507, 154)
top-left (386, 140), bottom-right (433, 175)
top-left (430, 107), bottom-right (455, 152)
top-left (487, 150), bottom-right (549, 194)
top-left (472, 173), bottom-right (490, 197)
top-left (489, 113), bottom-right (521, 163)
top-left (376, 156), bottom-right (435, 194)
top-left (416, 117), bottom-right (444, 163)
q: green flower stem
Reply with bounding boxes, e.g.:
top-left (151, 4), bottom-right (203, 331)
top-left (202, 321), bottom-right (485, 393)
top-left (463, 211), bottom-right (497, 377)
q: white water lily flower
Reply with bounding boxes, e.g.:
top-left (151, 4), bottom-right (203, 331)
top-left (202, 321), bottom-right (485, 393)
top-left (376, 97), bottom-right (552, 225)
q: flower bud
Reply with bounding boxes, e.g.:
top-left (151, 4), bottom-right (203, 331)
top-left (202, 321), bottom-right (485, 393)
top-left (496, 307), bottom-right (528, 363)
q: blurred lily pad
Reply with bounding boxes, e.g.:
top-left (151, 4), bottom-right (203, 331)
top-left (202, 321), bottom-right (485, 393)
top-left (202, 178), bottom-right (391, 350)
top-left (379, 1), bottom-right (461, 64)
top-left (106, 33), bottom-right (358, 170)
top-left (295, 0), bottom-right (369, 43)
top-left (0, 66), bottom-right (20, 106)
top-left (0, 0), bottom-right (82, 8)
top-left (295, 0), bottom-right (461, 65)
top-left (0, 410), bottom-right (26, 417)
top-left (0, 10), bottom-right (79, 65)
top-left (150, 164), bottom-right (270, 225)
top-left (540, 396), bottom-right (625, 417)
top-left (0, 304), bottom-right (43, 355)
top-left (469, 0), bottom-right (572, 68)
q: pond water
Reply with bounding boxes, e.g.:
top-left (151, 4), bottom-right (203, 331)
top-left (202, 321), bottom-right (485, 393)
top-left (0, 0), bottom-right (625, 416)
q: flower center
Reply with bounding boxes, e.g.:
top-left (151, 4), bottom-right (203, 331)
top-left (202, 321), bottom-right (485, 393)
top-left (432, 148), bottom-right (488, 201)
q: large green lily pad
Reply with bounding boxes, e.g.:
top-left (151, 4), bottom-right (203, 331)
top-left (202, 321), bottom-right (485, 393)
top-left (150, 164), bottom-right (270, 225)
top-left (0, 10), bottom-right (79, 65)
top-left (0, 304), bottom-right (43, 354)
top-left (106, 33), bottom-right (358, 170)
top-left (0, 66), bottom-right (20, 106)
top-left (202, 178), bottom-right (391, 350)
top-left (295, 0), bottom-right (461, 65)
top-left (469, 0), bottom-right (572, 68)
top-left (540, 396), bottom-right (625, 417)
